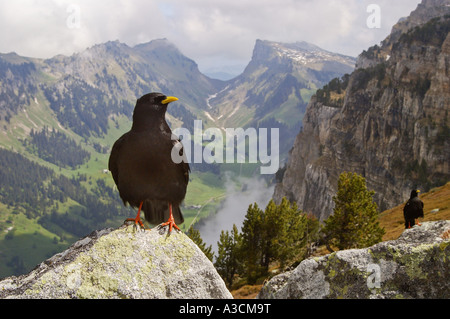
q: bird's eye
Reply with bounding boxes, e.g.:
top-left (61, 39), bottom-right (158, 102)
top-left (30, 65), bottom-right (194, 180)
top-left (157, 96), bottom-right (167, 103)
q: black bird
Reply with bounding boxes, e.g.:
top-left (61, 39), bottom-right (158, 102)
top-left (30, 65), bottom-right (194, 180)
top-left (403, 189), bottom-right (424, 229)
top-left (108, 93), bottom-right (190, 232)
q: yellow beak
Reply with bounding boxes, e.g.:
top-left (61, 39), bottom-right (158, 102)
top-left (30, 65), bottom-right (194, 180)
top-left (162, 96), bottom-right (179, 105)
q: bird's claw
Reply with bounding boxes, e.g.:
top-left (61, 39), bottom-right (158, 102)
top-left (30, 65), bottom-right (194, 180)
top-left (157, 220), bottom-right (181, 235)
top-left (157, 204), bottom-right (181, 235)
top-left (124, 202), bottom-right (149, 231)
top-left (124, 218), bottom-right (146, 231)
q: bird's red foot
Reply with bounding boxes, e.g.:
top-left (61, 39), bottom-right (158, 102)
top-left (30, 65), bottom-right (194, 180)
top-left (158, 204), bottom-right (180, 234)
top-left (125, 202), bottom-right (146, 230)
top-left (416, 219), bottom-right (422, 226)
top-left (125, 217), bottom-right (145, 229)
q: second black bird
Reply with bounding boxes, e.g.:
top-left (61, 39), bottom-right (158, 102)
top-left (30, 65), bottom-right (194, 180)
top-left (108, 92), bottom-right (190, 232)
top-left (403, 189), bottom-right (424, 229)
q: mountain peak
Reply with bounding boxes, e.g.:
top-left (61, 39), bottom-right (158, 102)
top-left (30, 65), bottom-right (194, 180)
top-left (0, 52), bottom-right (32, 65)
top-left (77, 39), bottom-right (181, 60)
top-left (90, 39), bottom-right (129, 51)
top-left (388, 0), bottom-right (450, 42)
top-left (357, 0), bottom-right (450, 69)
top-left (252, 39), bottom-right (355, 69)
top-left (258, 39), bottom-right (321, 52)
top-left (77, 40), bottom-right (131, 61)
top-left (133, 38), bottom-right (178, 53)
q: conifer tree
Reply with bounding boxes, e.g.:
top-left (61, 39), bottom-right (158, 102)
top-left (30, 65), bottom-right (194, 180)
top-left (260, 200), bottom-right (278, 269)
top-left (186, 226), bottom-right (214, 261)
top-left (240, 203), bottom-right (265, 284)
top-left (214, 224), bottom-right (242, 288)
top-left (323, 172), bottom-right (385, 250)
top-left (265, 198), bottom-right (319, 270)
top-left (239, 199), bottom-right (320, 284)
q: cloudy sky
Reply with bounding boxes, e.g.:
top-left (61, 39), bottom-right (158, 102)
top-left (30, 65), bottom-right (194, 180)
top-left (0, 0), bottom-right (421, 74)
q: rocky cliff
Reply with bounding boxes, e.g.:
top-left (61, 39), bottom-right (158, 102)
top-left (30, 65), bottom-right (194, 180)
top-left (258, 221), bottom-right (450, 299)
top-left (274, 0), bottom-right (450, 220)
top-left (0, 225), bottom-right (232, 299)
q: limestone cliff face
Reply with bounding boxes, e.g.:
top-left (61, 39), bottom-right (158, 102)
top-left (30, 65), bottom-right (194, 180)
top-left (274, 0), bottom-right (450, 220)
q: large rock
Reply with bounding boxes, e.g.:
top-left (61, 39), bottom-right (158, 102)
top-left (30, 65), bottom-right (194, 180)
top-left (0, 225), bottom-right (232, 299)
top-left (258, 221), bottom-right (450, 299)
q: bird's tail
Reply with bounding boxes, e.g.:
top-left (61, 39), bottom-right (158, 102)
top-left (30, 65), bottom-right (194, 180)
top-left (142, 199), bottom-right (184, 226)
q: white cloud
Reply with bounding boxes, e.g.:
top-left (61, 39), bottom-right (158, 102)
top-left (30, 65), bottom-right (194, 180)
top-left (0, 0), bottom-right (422, 71)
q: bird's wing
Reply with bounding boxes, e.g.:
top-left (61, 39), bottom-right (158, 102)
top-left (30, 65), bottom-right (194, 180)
top-left (411, 198), bottom-right (422, 208)
top-left (108, 134), bottom-right (127, 186)
top-left (413, 198), bottom-right (425, 217)
top-left (183, 159), bottom-right (190, 185)
top-left (403, 201), bottom-right (410, 218)
top-left (172, 137), bottom-right (190, 185)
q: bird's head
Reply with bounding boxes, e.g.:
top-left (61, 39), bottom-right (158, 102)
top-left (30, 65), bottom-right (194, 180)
top-left (136, 92), bottom-right (178, 113)
top-left (410, 189), bottom-right (420, 198)
top-left (132, 92), bottom-right (178, 129)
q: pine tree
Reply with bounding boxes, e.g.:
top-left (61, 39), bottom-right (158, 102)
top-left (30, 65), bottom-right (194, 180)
top-left (214, 224), bottom-right (242, 288)
top-left (323, 172), bottom-right (385, 250)
top-left (239, 199), bottom-right (320, 284)
top-left (240, 203), bottom-right (265, 284)
top-left (186, 226), bottom-right (214, 261)
top-left (260, 200), bottom-right (281, 271)
top-left (265, 198), bottom-right (319, 270)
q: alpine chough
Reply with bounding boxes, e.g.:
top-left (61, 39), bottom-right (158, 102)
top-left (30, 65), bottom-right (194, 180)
top-left (403, 189), bottom-right (424, 229)
top-left (108, 93), bottom-right (190, 232)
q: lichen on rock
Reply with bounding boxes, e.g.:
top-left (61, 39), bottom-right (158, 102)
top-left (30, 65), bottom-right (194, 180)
top-left (258, 221), bottom-right (450, 299)
top-left (0, 225), bottom-right (232, 299)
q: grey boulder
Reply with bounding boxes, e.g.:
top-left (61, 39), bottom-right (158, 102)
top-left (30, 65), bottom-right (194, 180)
top-left (0, 225), bottom-right (232, 299)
